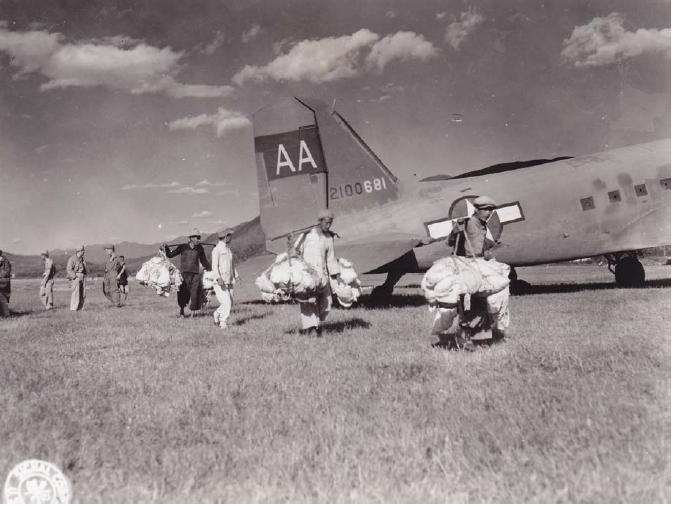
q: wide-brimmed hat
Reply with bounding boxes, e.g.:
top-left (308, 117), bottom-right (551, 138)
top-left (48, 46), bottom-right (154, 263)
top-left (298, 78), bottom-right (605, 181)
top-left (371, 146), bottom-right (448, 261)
top-left (218, 227), bottom-right (235, 238)
top-left (76, 245), bottom-right (85, 252)
top-left (188, 228), bottom-right (202, 238)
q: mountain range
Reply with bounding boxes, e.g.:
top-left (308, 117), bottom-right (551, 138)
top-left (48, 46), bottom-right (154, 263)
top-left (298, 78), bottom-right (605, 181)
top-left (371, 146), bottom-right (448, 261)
top-left (4, 216), bottom-right (265, 278)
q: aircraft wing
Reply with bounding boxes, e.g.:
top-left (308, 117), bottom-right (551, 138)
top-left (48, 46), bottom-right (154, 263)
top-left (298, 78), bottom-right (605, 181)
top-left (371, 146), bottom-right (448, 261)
top-left (335, 233), bottom-right (425, 274)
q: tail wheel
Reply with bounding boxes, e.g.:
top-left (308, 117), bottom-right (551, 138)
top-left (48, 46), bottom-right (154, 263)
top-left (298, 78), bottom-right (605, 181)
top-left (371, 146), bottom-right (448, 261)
top-left (614, 256), bottom-right (645, 287)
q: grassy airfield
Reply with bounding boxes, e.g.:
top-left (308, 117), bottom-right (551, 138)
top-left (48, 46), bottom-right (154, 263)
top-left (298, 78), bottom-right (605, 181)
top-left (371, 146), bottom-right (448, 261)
top-left (0, 265), bottom-right (670, 503)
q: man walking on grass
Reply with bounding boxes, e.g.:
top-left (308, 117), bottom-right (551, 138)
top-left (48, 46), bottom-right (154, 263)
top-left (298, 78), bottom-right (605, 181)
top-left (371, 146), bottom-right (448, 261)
top-left (103, 244), bottom-right (123, 307)
top-left (162, 228), bottom-right (211, 318)
top-left (211, 228), bottom-right (240, 329)
top-left (66, 245), bottom-right (87, 311)
top-left (40, 250), bottom-right (56, 310)
top-left (291, 209), bottom-right (341, 337)
top-left (0, 250), bottom-right (11, 317)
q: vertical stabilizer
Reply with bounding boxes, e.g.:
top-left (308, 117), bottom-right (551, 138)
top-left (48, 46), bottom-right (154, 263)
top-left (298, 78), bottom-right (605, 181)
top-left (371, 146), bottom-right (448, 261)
top-left (253, 97), bottom-right (399, 253)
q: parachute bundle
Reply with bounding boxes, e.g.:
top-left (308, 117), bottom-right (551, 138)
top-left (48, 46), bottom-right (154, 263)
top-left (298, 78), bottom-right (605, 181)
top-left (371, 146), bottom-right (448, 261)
top-left (255, 253), bottom-right (321, 303)
top-left (136, 251), bottom-right (183, 297)
top-left (330, 258), bottom-right (362, 308)
top-left (421, 256), bottom-right (510, 307)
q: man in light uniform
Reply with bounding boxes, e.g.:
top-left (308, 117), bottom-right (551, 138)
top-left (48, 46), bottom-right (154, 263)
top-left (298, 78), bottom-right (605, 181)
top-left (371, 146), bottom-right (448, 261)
top-left (0, 250), bottom-right (11, 317)
top-left (211, 228), bottom-right (239, 329)
top-left (102, 244), bottom-right (123, 307)
top-left (293, 209), bottom-right (341, 336)
top-left (40, 250), bottom-right (56, 310)
top-left (66, 245), bottom-right (87, 311)
top-left (437, 196), bottom-right (509, 349)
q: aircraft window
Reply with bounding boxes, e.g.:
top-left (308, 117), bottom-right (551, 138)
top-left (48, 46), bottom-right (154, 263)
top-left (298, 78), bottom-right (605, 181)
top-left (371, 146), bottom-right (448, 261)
top-left (660, 178), bottom-right (671, 190)
top-left (580, 196), bottom-right (595, 211)
top-left (634, 184), bottom-right (648, 196)
top-left (608, 190), bottom-right (621, 202)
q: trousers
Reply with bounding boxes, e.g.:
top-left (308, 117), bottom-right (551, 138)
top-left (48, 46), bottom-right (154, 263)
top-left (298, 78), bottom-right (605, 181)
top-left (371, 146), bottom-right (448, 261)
top-left (70, 276), bottom-right (86, 311)
top-left (0, 280), bottom-right (10, 317)
top-left (299, 287), bottom-right (332, 330)
top-left (103, 277), bottom-right (121, 306)
top-left (213, 283), bottom-right (233, 327)
top-left (40, 279), bottom-right (54, 309)
top-left (178, 272), bottom-right (202, 311)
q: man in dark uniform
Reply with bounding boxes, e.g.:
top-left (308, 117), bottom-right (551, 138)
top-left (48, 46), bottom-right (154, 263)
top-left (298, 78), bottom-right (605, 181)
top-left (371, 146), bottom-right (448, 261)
top-left (162, 228), bottom-right (211, 318)
top-left (117, 255), bottom-right (129, 302)
top-left (103, 244), bottom-right (123, 307)
top-left (0, 250), bottom-right (11, 317)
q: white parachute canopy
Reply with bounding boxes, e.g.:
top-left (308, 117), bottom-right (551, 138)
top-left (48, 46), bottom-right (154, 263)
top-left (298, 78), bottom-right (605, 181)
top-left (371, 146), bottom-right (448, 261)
top-left (421, 256), bottom-right (510, 306)
top-left (136, 250), bottom-right (183, 297)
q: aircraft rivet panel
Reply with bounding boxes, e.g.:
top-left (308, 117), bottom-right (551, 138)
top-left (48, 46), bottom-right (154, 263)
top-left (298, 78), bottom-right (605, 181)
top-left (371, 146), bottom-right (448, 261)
top-left (608, 190), bottom-right (621, 203)
top-left (580, 197), bottom-right (595, 211)
top-left (634, 184), bottom-right (648, 197)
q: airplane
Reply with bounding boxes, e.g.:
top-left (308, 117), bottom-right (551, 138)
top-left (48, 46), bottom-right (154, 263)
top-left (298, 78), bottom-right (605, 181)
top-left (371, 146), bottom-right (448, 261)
top-left (249, 96), bottom-right (671, 300)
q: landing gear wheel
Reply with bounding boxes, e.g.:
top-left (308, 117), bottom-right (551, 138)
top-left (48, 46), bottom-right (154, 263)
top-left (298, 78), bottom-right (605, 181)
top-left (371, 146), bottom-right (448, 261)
top-left (614, 256), bottom-right (645, 287)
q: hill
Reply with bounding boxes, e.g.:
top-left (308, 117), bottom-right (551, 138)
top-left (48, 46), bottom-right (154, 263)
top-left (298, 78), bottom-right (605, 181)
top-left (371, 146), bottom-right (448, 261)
top-left (4, 216), bottom-right (266, 278)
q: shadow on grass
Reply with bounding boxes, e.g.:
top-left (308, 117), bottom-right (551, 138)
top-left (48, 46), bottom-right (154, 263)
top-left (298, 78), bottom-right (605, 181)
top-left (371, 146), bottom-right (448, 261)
top-left (232, 311), bottom-right (272, 325)
top-left (359, 294), bottom-right (427, 309)
top-left (512, 278), bottom-right (670, 296)
top-left (284, 317), bottom-right (371, 336)
top-left (7, 309), bottom-right (41, 317)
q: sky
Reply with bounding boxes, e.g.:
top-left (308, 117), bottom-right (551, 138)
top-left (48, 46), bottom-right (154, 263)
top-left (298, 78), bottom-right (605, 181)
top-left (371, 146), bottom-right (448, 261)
top-left (0, 0), bottom-right (669, 254)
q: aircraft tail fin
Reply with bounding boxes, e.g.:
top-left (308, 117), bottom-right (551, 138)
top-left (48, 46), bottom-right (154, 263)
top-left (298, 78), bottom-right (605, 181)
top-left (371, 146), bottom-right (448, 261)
top-left (252, 96), bottom-right (399, 253)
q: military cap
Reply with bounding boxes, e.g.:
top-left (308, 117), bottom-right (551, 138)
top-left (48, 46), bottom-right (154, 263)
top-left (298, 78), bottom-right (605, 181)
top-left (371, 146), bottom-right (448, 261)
top-left (317, 209), bottom-right (335, 221)
top-left (103, 244), bottom-right (115, 250)
top-left (474, 196), bottom-right (497, 209)
top-left (41, 250), bottom-right (49, 256)
top-left (188, 228), bottom-right (202, 238)
top-left (218, 227), bottom-right (235, 238)
top-left (76, 245), bottom-right (85, 252)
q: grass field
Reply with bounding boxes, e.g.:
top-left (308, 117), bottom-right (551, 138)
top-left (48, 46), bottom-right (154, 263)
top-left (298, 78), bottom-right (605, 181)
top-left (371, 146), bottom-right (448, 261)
top-left (0, 265), bottom-right (670, 502)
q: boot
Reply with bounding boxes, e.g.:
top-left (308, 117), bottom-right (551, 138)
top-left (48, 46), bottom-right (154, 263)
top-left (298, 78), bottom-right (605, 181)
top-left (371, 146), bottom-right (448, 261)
top-left (490, 328), bottom-right (507, 346)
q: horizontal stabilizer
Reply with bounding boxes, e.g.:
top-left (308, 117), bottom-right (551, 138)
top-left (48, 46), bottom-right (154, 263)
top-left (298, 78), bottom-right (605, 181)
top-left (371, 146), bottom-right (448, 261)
top-left (335, 233), bottom-right (424, 274)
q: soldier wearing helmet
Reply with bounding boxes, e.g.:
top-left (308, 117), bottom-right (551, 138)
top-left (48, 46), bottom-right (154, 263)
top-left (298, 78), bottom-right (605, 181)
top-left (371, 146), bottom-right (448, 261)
top-left (449, 196), bottom-right (498, 260)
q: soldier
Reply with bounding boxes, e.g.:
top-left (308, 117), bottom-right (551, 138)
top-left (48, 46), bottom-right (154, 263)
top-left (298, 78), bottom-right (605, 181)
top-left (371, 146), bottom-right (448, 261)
top-left (0, 250), bottom-right (11, 317)
top-left (211, 227), bottom-right (240, 329)
top-left (117, 255), bottom-right (128, 302)
top-left (444, 196), bottom-right (509, 348)
top-left (448, 196), bottom-right (498, 259)
top-left (66, 245), bottom-right (87, 311)
top-left (162, 228), bottom-right (211, 318)
top-left (102, 245), bottom-right (123, 307)
top-left (292, 209), bottom-right (340, 336)
top-left (40, 250), bottom-right (56, 310)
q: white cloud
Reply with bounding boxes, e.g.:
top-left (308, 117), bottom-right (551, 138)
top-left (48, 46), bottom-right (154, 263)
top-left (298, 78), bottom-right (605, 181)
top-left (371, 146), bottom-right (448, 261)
top-left (381, 82), bottom-right (406, 93)
top-left (167, 186), bottom-right (209, 195)
top-left (561, 13), bottom-right (671, 67)
top-left (365, 31), bottom-right (438, 70)
top-left (196, 179), bottom-right (228, 187)
top-left (167, 108), bottom-right (251, 137)
top-left (35, 144), bottom-right (49, 153)
top-left (0, 26), bottom-right (234, 98)
top-left (371, 95), bottom-right (393, 103)
top-left (436, 12), bottom-right (448, 21)
top-left (385, 11), bottom-right (396, 20)
top-left (446, 9), bottom-right (484, 50)
top-left (192, 210), bottom-right (213, 218)
top-left (234, 29), bottom-right (438, 85)
top-left (242, 24), bottom-right (262, 43)
top-left (174, 220), bottom-right (189, 226)
top-left (120, 181), bottom-right (182, 190)
top-left (11, 237), bottom-right (21, 244)
top-left (201, 30), bottom-right (225, 55)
